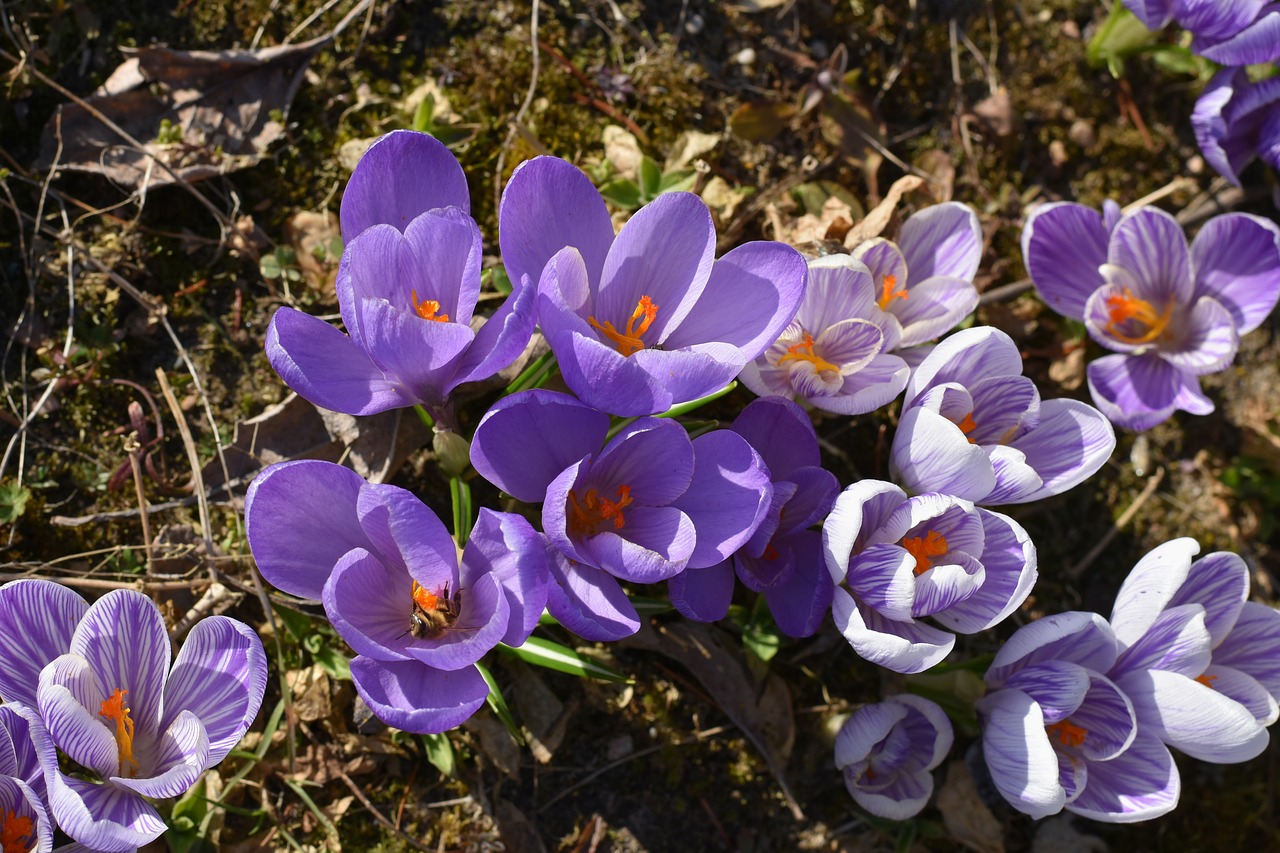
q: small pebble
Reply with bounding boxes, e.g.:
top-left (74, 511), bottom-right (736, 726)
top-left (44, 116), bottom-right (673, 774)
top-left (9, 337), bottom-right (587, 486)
top-left (735, 47), bottom-right (756, 66)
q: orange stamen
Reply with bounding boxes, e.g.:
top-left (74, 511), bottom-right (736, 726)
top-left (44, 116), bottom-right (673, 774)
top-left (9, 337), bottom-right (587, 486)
top-left (589, 296), bottom-right (659, 357)
top-left (411, 580), bottom-right (439, 613)
top-left (763, 544), bottom-right (780, 561)
top-left (1046, 719), bottom-right (1088, 749)
top-left (99, 688), bottom-right (139, 778)
top-left (1195, 673), bottom-right (1218, 689)
top-left (776, 332), bottom-right (841, 375)
top-left (956, 411), bottom-right (979, 444)
top-left (0, 810), bottom-right (34, 853)
top-left (877, 274), bottom-right (908, 310)
top-left (901, 530), bottom-right (949, 575)
top-left (568, 485), bottom-right (634, 536)
top-left (411, 290), bottom-right (451, 322)
top-left (1103, 287), bottom-right (1173, 345)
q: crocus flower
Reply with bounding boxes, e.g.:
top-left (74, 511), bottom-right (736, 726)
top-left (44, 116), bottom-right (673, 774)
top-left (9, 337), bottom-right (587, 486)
top-left (266, 130), bottom-right (536, 419)
top-left (31, 589), bottom-right (266, 852)
top-left (0, 580), bottom-right (89, 707)
top-left (739, 256), bottom-right (910, 415)
top-left (245, 459), bottom-right (548, 733)
top-left (979, 611), bottom-right (1179, 823)
top-left (823, 480), bottom-right (1036, 673)
top-left (1192, 69), bottom-right (1280, 188)
top-left (848, 202), bottom-right (982, 349)
top-left (0, 705), bottom-right (53, 853)
top-left (669, 397), bottom-right (839, 637)
top-left (470, 389), bottom-right (771, 640)
top-left (1124, 0), bottom-right (1280, 65)
top-left (834, 694), bottom-right (953, 820)
top-left (1022, 202), bottom-right (1280, 430)
top-left (1107, 538), bottom-right (1280, 764)
top-left (501, 156), bottom-right (807, 416)
top-left (890, 326), bottom-right (1116, 504)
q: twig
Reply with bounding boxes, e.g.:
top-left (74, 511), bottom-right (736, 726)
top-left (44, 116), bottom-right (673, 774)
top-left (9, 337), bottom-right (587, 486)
top-left (977, 277), bottom-right (1032, 306)
top-left (169, 582), bottom-right (241, 641)
top-left (0, 573), bottom-right (212, 592)
top-left (1067, 467), bottom-right (1166, 579)
top-left (126, 435), bottom-right (154, 571)
top-left (1124, 177), bottom-right (1198, 214)
top-left (155, 368), bottom-right (215, 572)
top-left (494, 0), bottom-right (542, 212)
top-left (336, 771), bottom-right (433, 852)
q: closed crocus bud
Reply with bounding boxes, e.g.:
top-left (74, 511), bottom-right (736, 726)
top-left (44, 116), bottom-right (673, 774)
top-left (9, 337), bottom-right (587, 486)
top-left (835, 694), bottom-right (953, 820)
top-left (433, 428), bottom-right (472, 478)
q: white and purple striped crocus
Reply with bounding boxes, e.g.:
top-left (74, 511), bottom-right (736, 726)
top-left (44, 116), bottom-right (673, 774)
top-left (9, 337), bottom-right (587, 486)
top-left (1192, 69), bottom-right (1280, 188)
top-left (245, 459), bottom-right (548, 733)
top-left (16, 588), bottom-right (266, 852)
top-left (0, 705), bottom-right (53, 853)
top-left (979, 611), bottom-right (1179, 823)
top-left (502, 156), bottom-right (808, 417)
top-left (1022, 202), bottom-right (1280, 430)
top-left (848, 201), bottom-right (982, 350)
top-left (890, 326), bottom-right (1116, 504)
top-left (822, 480), bottom-right (1036, 673)
top-left (470, 389), bottom-right (771, 640)
top-left (1124, 0), bottom-right (1280, 66)
top-left (835, 694), bottom-right (953, 820)
top-left (669, 397), bottom-right (840, 637)
top-left (266, 130), bottom-right (536, 419)
top-left (739, 256), bottom-right (910, 415)
top-left (1107, 538), bottom-right (1280, 765)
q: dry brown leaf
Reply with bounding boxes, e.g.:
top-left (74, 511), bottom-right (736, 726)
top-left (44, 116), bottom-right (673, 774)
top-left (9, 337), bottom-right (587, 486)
top-left (843, 174), bottom-right (926, 249)
top-left (603, 125), bottom-right (644, 181)
top-left (284, 210), bottom-right (341, 296)
top-left (936, 760), bottom-right (1004, 853)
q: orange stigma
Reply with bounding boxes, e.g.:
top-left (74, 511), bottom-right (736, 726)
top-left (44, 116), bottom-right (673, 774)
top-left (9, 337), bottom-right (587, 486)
top-left (99, 688), bottom-right (139, 778)
top-left (1195, 673), bottom-right (1219, 689)
top-left (589, 295), bottom-right (659, 357)
top-left (1046, 719), bottom-right (1088, 749)
top-left (411, 290), bottom-right (450, 322)
top-left (956, 411), bottom-right (979, 444)
top-left (902, 530), bottom-right (949, 575)
top-left (0, 810), bottom-right (34, 853)
top-left (877, 274), bottom-right (908, 310)
top-left (568, 485), bottom-right (633, 536)
top-left (1103, 287), bottom-right (1172, 345)
top-left (776, 332), bottom-right (841, 375)
top-left (411, 580), bottom-right (440, 612)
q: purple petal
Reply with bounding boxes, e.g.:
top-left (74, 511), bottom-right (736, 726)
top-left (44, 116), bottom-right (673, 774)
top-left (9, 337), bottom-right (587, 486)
top-left (356, 482), bottom-right (458, 587)
top-left (38, 656), bottom-right (117, 780)
top-left (729, 396), bottom-right (821, 477)
top-left (0, 775), bottom-right (50, 853)
top-left (265, 307), bottom-right (409, 416)
top-left (355, 297), bottom-right (474, 404)
top-left (548, 326), bottom-right (671, 417)
top-left (899, 202), bottom-right (982, 281)
top-left (793, 255), bottom-right (879, 338)
top-left (581, 506), bottom-right (696, 583)
top-left (544, 546), bottom-right (641, 641)
top-left (499, 156), bottom-right (615, 293)
top-left (1071, 672), bottom-right (1138, 762)
top-left (0, 580), bottom-right (88, 706)
top-left (470, 389), bottom-right (610, 503)
top-left (114, 709), bottom-right (207, 799)
top-left (669, 561), bottom-right (735, 623)
top-left (776, 465), bottom-right (840, 535)
top-left (162, 615), bottom-right (267, 765)
top-left (672, 430), bottom-right (771, 569)
top-left (1110, 538), bottom-right (1199, 648)
top-left (1111, 604), bottom-right (1211, 678)
top-left (403, 573), bottom-right (509, 672)
top-left (629, 342), bottom-right (745, 406)
top-left (1066, 730), bottom-right (1179, 824)
top-left (846, 543), bottom-right (918, 621)
top-left (981, 445), bottom-right (1043, 506)
top-left (892, 276), bottom-right (980, 348)
top-left (1124, 0), bottom-right (1174, 30)
top-left (592, 418), bottom-right (695, 506)
top-left (663, 241), bottom-right (807, 357)
top-left (822, 480), bottom-right (908, 583)
top-left (245, 460), bottom-right (370, 599)
top-left (463, 509), bottom-right (550, 647)
top-left (763, 532), bottom-right (834, 637)
top-left (1191, 70), bottom-right (1249, 186)
top-left (903, 326), bottom-right (1024, 405)
top-left (967, 374), bottom-right (1041, 445)
top-left (735, 542), bottom-right (797, 592)
top-left (0, 704), bottom-right (48, 794)
top-left (911, 553), bottom-right (985, 619)
top-left (1158, 296), bottom-right (1239, 376)
top-left (831, 588), bottom-right (954, 674)
top-left (1086, 352), bottom-right (1212, 431)
top-left (1190, 212), bottom-right (1280, 335)
top-left (1196, 7), bottom-right (1280, 65)
top-left (1108, 208), bottom-right (1193, 306)
top-left (806, 353), bottom-right (909, 416)
top-left (447, 273), bottom-right (539, 392)
top-left (47, 773), bottom-right (166, 852)
top-left (1214, 601), bottom-right (1280, 698)
top-left (349, 657), bottom-right (488, 734)
top-left (1004, 398), bottom-right (1116, 503)
top-left (977, 688), bottom-right (1065, 819)
top-left (985, 611), bottom-right (1118, 688)
top-left (1116, 668), bottom-right (1269, 763)
top-left (70, 590), bottom-right (170, 738)
top-left (596, 192), bottom-right (715, 342)
top-left (1022, 202), bottom-right (1109, 321)
top-left (890, 406), bottom-right (998, 501)
top-left (1202, 665), bottom-right (1278, 726)
top-left (933, 508), bottom-right (1036, 633)
top-left (322, 548), bottom-right (416, 661)
top-left (1169, 550), bottom-right (1248, 648)
top-left (814, 319), bottom-right (884, 372)
top-left (1003, 661), bottom-right (1091, 723)
top-left (340, 130), bottom-right (469, 240)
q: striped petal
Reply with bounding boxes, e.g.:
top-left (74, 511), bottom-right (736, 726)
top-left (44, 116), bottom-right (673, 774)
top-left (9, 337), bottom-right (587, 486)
top-left (0, 580), bottom-right (88, 705)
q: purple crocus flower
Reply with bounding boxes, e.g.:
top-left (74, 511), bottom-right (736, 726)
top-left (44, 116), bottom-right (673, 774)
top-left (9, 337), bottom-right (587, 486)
top-left (29, 589), bottom-right (266, 852)
top-left (1192, 69), bottom-right (1280, 188)
top-left (848, 202), bottom-right (982, 349)
top-left (245, 459), bottom-right (548, 733)
top-left (1022, 202), bottom-right (1280, 430)
top-left (266, 131), bottom-right (536, 419)
top-left (890, 326), bottom-right (1116, 504)
top-left (1107, 538), bottom-right (1280, 764)
top-left (1124, 0), bottom-right (1280, 65)
top-left (822, 480), bottom-right (1037, 673)
top-left (739, 256), bottom-right (909, 415)
top-left (470, 389), bottom-right (772, 640)
top-left (501, 156), bottom-right (807, 417)
top-left (0, 705), bottom-right (53, 853)
top-left (669, 397), bottom-right (839, 637)
top-left (979, 611), bottom-right (1179, 823)
top-left (834, 694), bottom-right (953, 820)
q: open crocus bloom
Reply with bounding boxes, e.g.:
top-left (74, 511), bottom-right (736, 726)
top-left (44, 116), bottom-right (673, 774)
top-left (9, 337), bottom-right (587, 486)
top-left (890, 326), bottom-right (1115, 504)
top-left (1124, 0), bottom-right (1280, 65)
top-left (848, 201), bottom-right (982, 349)
top-left (1192, 69), bottom-right (1280, 188)
top-left (823, 480), bottom-right (1036, 674)
top-left (502, 156), bottom-right (807, 417)
top-left (835, 694), bottom-right (953, 821)
top-left (979, 611), bottom-right (1178, 823)
top-left (1107, 538), bottom-right (1280, 764)
top-left (0, 705), bottom-right (54, 853)
top-left (266, 130), bottom-right (536, 418)
top-left (739, 256), bottom-right (909, 415)
top-left (33, 590), bottom-right (266, 852)
top-left (245, 460), bottom-right (548, 733)
top-left (1022, 202), bottom-right (1280, 430)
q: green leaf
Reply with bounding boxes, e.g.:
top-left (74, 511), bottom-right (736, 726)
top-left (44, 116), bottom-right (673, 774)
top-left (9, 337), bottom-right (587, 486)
top-left (483, 265), bottom-right (513, 295)
top-left (166, 775), bottom-right (213, 853)
top-left (413, 93), bottom-right (436, 133)
top-left (638, 156), bottom-right (662, 200)
top-left (303, 634), bottom-right (352, 681)
top-left (503, 350), bottom-right (558, 396)
top-left (272, 606), bottom-right (314, 643)
top-left (0, 481), bottom-right (31, 524)
top-left (498, 636), bottom-right (632, 683)
top-left (450, 476), bottom-right (472, 545)
top-left (475, 661), bottom-right (525, 745)
top-left (1086, 3), bottom-right (1155, 72)
top-left (658, 169), bottom-right (697, 194)
top-left (422, 732), bottom-right (456, 777)
top-left (657, 381), bottom-right (737, 419)
top-left (598, 178), bottom-right (642, 210)
top-left (258, 254), bottom-right (282, 280)
top-left (742, 616), bottom-right (781, 663)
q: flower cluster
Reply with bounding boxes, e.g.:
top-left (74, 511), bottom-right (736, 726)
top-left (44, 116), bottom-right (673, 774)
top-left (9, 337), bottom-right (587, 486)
top-left (0, 580), bottom-right (267, 851)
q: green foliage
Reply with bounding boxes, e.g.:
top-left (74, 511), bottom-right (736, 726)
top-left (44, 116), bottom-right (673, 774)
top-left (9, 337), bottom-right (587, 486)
top-left (259, 246), bottom-right (302, 284)
top-left (411, 92), bottom-right (479, 149)
top-left (0, 480), bottom-right (31, 524)
top-left (422, 732), bottom-right (457, 777)
top-left (498, 635), bottom-right (631, 683)
top-left (1086, 3), bottom-right (1157, 76)
top-left (597, 155), bottom-right (698, 211)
